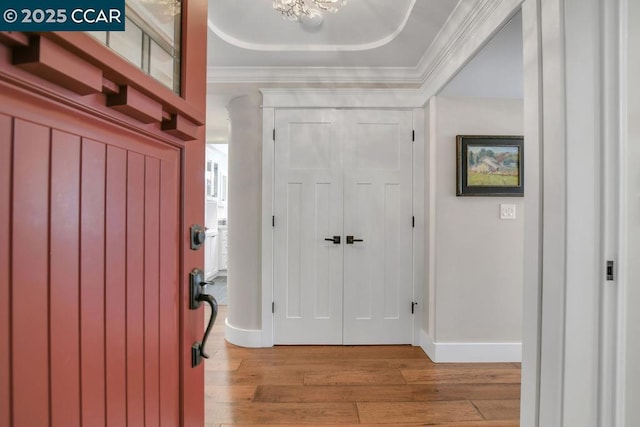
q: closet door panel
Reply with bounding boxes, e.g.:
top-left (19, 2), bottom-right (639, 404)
top-left (343, 110), bottom-right (414, 345)
top-left (273, 109), bottom-right (344, 344)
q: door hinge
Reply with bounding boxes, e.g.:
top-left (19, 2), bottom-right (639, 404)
top-left (606, 260), bottom-right (614, 281)
top-left (411, 302), bottom-right (418, 314)
top-left (273, 129), bottom-right (276, 141)
top-left (412, 130), bottom-right (415, 142)
top-left (412, 216), bottom-right (415, 228)
top-left (272, 216), bottom-right (275, 227)
top-left (272, 302), bottom-right (275, 313)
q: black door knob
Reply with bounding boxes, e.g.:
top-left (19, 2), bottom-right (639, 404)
top-left (324, 236), bottom-right (341, 244)
top-left (190, 224), bottom-right (206, 250)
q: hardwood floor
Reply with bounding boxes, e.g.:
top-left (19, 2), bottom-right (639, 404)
top-left (205, 306), bottom-right (521, 426)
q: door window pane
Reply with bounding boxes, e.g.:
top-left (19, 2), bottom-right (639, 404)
top-left (87, 0), bottom-right (181, 93)
top-left (150, 40), bottom-right (174, 90)
top-left (108, 18), bottom-right (143, 68)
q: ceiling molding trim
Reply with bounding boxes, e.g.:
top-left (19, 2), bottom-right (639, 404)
top-left (415, 0), bottom-right (495, 81)
top-left (206, 0), bottom-right (416, 52)
top-left (417, 0), bottom-right (523, 103)
top-left (207, 66), bottom-right (423, 85)
top-left (206, 0), bottom-right (523, 87)
top-left (260, 88), bottom-right (424, 109)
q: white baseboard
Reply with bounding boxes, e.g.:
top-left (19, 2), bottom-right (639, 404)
top-left (420, 330), bottom-right (437, 361)
top-left (420, 331), bottom-right (522, 363)
top-left (224, 317), bottom-right (263, 348)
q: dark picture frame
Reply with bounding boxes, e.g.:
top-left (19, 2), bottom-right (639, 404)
top-left (456, 135), bottom-right (524, 197)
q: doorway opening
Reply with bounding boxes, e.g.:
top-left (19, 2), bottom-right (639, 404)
top-left (208, 5), bottom-right (524, 427)
top-left (204, 143), bottom-right (229, 305)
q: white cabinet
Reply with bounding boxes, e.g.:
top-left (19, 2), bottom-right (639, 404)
top-left (205, 160), bottom-right (219, 200)
top-left (204, 231), bottom-right (219, 280)
top-left (218, 226), bottom-right (228, 273)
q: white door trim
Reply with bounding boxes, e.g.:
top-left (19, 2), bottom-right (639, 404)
top-left (261, 107), bottom-right (276, 347)
top-left (519, 2), bottom-right (542, 426)
top-left (525, 0), bottom-right (625, 425)
top-left (616, 3), bottom-right (629, 426)
top-left (601, 0), bottom-right (625, 425)
top-left (412, 108), bottom-right (426, 346)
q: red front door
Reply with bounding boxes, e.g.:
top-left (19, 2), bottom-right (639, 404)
top-left (0, 8), bottom-right (207, 423)
top-left (0, 81), bottom-right (202, 426)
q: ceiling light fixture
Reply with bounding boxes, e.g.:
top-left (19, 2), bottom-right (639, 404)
top-left (273, 0), bottom-right (346, 22)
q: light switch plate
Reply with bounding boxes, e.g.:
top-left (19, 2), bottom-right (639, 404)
top-left (500, 204), bottom-right (516, 220)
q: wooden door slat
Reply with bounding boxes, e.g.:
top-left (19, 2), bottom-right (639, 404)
top-left (127, 152), bottom-right (146, 427)
top-left (144, 157), bottom-right (161, 427)
top-left (159, 159), bottom-right (180, 427)
top-left (105, 145), bottom-right (128, 427)
top-left (12, 119), bottom-right (50, 427)
top-left (50, 130), bottom-right (81, 427)
top-left (0, 114), bottom-right (12, 427)
top-left (80, 138), bottom-right (106, 427)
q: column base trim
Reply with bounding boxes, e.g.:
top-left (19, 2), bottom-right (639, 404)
top-left (224, 317), bottom-right (263, 348)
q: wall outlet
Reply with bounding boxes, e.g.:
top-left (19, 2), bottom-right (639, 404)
top-left (500, 204), bottom-right (516, 220)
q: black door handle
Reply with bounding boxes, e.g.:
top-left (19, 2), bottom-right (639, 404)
top-left (346, 236), bottom-right (363, 244)
top-left (189, 268), bottom-right (219, 367)
top-left (324, 236), bottom-right (341, 244)
top-left (195, 293), bottom-right (218, 360)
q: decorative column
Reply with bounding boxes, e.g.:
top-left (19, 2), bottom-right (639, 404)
top-left (224, 94), bottom-right (263, 346)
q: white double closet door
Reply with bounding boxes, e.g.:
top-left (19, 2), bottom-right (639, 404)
top-left (273, 109), bottom-right (414, 345)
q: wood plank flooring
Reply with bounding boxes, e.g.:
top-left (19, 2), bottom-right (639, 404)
top-left (205, 306), bottom-right (521, 426)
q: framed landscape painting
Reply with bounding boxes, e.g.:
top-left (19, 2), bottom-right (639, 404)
top-left (456, 135), bottom-right (524, 196)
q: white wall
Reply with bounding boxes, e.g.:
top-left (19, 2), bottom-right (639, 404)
top-left (439, 11), bottom-right (523, 99)
top-left (429, 96), bottom-right (524, 349)
top-left (624, 0), bottom-right (640, 424)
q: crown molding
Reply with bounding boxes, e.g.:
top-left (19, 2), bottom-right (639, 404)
top-left (260, 87), bottom-right (424, 108)
top-left (416, 0), bottom-right (501, 82)
top-left (417, 0), bottom-right (523, 101)
top-left (206, 0), bottom-right (523, 89)
top-left (207, 65), bottom-right (422, 85)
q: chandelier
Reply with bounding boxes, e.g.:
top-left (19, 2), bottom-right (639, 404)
top-left (137, 0), bottom-right (182, 17)
top-left (273, 0), bottom-right (347, 22)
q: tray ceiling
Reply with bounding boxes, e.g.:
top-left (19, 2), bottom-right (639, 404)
top-left (209, 0), bottom-right (417, 51)
top-left (207, 0), bottom-right (461, 77)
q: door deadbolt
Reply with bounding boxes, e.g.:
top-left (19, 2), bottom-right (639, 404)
top-left (190, 224), bottom-right (206, 250)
